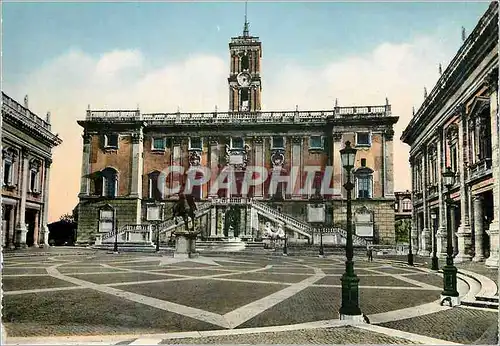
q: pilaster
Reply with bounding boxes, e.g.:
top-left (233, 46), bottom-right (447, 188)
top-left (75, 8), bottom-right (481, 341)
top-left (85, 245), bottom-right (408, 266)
top-left (472, 195), bottom-right (485, 262)
top-left (383, 129), bottom-right (395, 197)
top-left (7, 206), bottom-right (16, 249)
top-left (79, 133), bottom-right (92, 196)
top-left (456, 105), bottom-right (472, 262)
top-left (254, 136), bottom-right (264, 197)
top-left (291, 136), bottom-right (302, 198)
top-left (210, 205), bottom-right (217, 237)
top-left (130, 132), bottom-right (143, 224)
top-left (332, 132), bottom-right (343, 196)
top-left (208, 137), bottom-right (219, 197)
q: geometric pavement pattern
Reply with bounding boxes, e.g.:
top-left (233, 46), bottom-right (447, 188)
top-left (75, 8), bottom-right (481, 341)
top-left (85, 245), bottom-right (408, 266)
top-left (1, 251), bottom-right (497, 344)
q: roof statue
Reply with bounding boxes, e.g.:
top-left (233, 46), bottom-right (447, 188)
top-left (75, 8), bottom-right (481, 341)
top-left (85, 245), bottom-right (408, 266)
top-left (24, 95), bottom-right (29, 109)
top-left (424, 87), bottom-right (428, 99)
top-left (461, 26), bottom-right (466, 42)
top-left (46, 111), bottom-right (51, 123)
top-left (439, 63), bottom-right (443, 75)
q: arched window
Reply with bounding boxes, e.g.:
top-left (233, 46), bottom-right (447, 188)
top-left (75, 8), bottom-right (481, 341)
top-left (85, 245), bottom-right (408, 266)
top-left (354, 167), bottom-right (374, 199)
top-left (148, 171), bottom-right (162, 200)
top-left (241, 53), bottom-right (249, 71)
top-left (101, 167), bottom-right (118, 197)
top-left (29, 159), bottom-right (41, 193)
top-left (402, 199), bottom-right (412, 212)
top-left (2, 148), bottom-right (18, 187)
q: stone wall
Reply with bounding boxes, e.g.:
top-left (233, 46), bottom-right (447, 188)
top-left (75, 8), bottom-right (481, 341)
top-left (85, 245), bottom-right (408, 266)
top-left (76, 197), bottom-right (140, 244)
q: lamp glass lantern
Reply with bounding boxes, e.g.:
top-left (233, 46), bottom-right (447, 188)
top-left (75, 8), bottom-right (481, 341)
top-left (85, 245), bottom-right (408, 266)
top-left (340, 141), bottom-right (357, 170)
top-left (442, 167), bottom-right (456, 189)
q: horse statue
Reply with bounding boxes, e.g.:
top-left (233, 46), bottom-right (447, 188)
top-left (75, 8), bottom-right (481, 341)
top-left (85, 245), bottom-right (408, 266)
top-left (172, 193), bottom-right (198, 234)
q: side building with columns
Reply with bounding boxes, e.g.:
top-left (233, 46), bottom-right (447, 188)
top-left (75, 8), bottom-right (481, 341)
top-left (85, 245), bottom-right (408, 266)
top-left (1, 92), bottom-right (62, 249)
top-left (76, 20), bottom-right (399, 247)
top-left (401, 1), bottom-right (499, 268)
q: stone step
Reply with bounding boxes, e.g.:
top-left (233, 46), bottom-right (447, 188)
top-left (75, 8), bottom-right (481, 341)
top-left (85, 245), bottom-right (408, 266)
top-left (461, 299), bottom-right (499, 310)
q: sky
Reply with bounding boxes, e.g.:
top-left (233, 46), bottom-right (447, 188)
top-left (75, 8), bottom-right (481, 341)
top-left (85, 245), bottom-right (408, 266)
top-left (2, 1), bottom-right (492, 222)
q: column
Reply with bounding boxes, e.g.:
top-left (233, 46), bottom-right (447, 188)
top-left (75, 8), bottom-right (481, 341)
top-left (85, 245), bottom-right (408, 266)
top-left (15, 150), bottom-right (29, 248)
top-left (384, 130), bottom-right (395, 197)
top-left (291, 136), bottom-right (302, 198)
top-left (79, 133), bottom-right (92, 196)
top-left (41, 159), bottom-right (52, 247)
top-left (456, 106), bottom-right (473, 262)
top-left (209, 137), bottom-right (219, 197)
top-left (254, 137), bottom-right (264, 197)
top-left (130, 131), bottom-right (143, 224)
top-left (7, 206), bottom-right (16, 249)
top-left (410, 158), bottom-right (419, 253)
top-left (420, 152), bottom-right (430, 256)
top-left (472, 195), bottom-right (485, 262)
top-left (436, 128), bottom-right (447, 256)
top-left (33, 210), bottom-right (40, 247)
top-left (486, 68), bottom-right (499, 268)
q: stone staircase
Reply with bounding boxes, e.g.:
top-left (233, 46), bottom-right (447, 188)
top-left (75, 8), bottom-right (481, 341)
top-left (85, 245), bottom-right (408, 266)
top-left (250, 199), bottom-right (370, 246)
top-left (458, 269), bottom-right (499, 310)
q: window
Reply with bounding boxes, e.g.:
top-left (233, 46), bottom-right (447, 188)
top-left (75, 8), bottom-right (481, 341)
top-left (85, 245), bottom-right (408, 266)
top-left (152, 137), bottom-right (165, 151)
top-left (101, 167), bottom-right (118, 197)
top-left (357, 175), bottom-right (372, 199)
top-left (148, 171), bottom-right (162, 200)
top-left (241, 54), bottom-right (249, 71)
top-left (402, 199), bottom-right (412, 211)
top-left (99, 208), bottom-right (115, 233)
top-left (104, 134), bottom-right (119, 149)
top-left (2, 148), bottom-right (17, 187)
top-left (240, 89), bottom-right (249, 111)
top-left (271, 136), bottom-right (284, 149)
top-left (29, 160), bottom-right (41, 193)
top-left (189, 137), bottom-right (202, 151)
top-left (309, 136), bottom-right (323, 150)
top-left (356, 132), bottom-right (371, 146)
top-left (360, 158), bottom-right (367, 167)
top-left (3, 160), bottom-right (12, 186)
top-left (395, 202), bottom-right (399, 211)
top-left (231, 137), bottom-right (244, 149)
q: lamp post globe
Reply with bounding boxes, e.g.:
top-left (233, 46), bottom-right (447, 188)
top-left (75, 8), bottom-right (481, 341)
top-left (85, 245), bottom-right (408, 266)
top-left (441, 166), bottom-right (459, 306)
top-left (339, 141), bottom-right (363, 321)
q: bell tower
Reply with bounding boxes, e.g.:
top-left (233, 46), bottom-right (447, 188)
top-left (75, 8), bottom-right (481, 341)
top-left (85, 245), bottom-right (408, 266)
top-left (228, 3), bottom-right (262, 112)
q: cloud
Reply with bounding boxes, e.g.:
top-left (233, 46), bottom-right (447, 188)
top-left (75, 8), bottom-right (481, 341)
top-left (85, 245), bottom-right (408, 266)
top-left (5, 31), bottom-right (460, 222)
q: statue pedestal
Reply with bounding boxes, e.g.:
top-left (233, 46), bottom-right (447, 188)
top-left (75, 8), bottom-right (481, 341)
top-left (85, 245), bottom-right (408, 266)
top-left (174, 232), bottom-right (199, 259)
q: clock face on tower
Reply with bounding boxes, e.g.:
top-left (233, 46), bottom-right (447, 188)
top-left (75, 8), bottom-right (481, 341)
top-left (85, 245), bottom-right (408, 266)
top-left (237, 72), bottom-right (251, 87)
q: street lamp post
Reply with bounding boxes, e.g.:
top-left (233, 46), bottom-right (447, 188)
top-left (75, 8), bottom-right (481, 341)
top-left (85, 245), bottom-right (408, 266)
top-left (339, 141), bottom-right (363, 321)
top-left (441, 166), bottom-right (460, 306)
top-left (283, 232), bottom-right (288, 256)
top-left (319, 226), bottom-right (324, 257)
top-left (430, 211), bottom-right (439, 271)
top-left (407, 222), bottom-right (414, 266)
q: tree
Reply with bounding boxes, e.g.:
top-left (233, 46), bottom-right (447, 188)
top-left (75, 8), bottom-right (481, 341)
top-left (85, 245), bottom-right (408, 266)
top-left (59, 213), bottom-right (75, 223)
top-left (395, 219), bottom-right (411, 243)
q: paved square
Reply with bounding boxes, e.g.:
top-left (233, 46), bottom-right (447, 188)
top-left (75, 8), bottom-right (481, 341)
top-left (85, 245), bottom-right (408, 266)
top-left (2, 250), bottom-right (498, 345)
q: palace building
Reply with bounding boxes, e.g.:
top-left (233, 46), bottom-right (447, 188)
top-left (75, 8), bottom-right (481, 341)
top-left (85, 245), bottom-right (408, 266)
top-left (76, 18), bottom-right (399, 247)
top-left (1, 92), bottom-right (62, 249)
top-left (401, 1), bottom-right (499, 267)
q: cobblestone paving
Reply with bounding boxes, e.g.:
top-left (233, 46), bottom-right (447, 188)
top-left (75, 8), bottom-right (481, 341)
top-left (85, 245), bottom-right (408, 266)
top-left (118, 279), bottom-right (288, 314)
top-left (1, 250), bottom-right (493, 342)
top-left (2, 276), bottom-right (77, 291)
top-left (3, 289), bottom-right (218, 337)
top-left (379, 307), bottom-right (499, 344)
top-left (162, 326), bottom-right (415, 344)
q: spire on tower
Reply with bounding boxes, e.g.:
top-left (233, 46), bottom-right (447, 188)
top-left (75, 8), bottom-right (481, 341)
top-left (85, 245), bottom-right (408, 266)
top-left (243, 0), bottom-right (249, 37)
